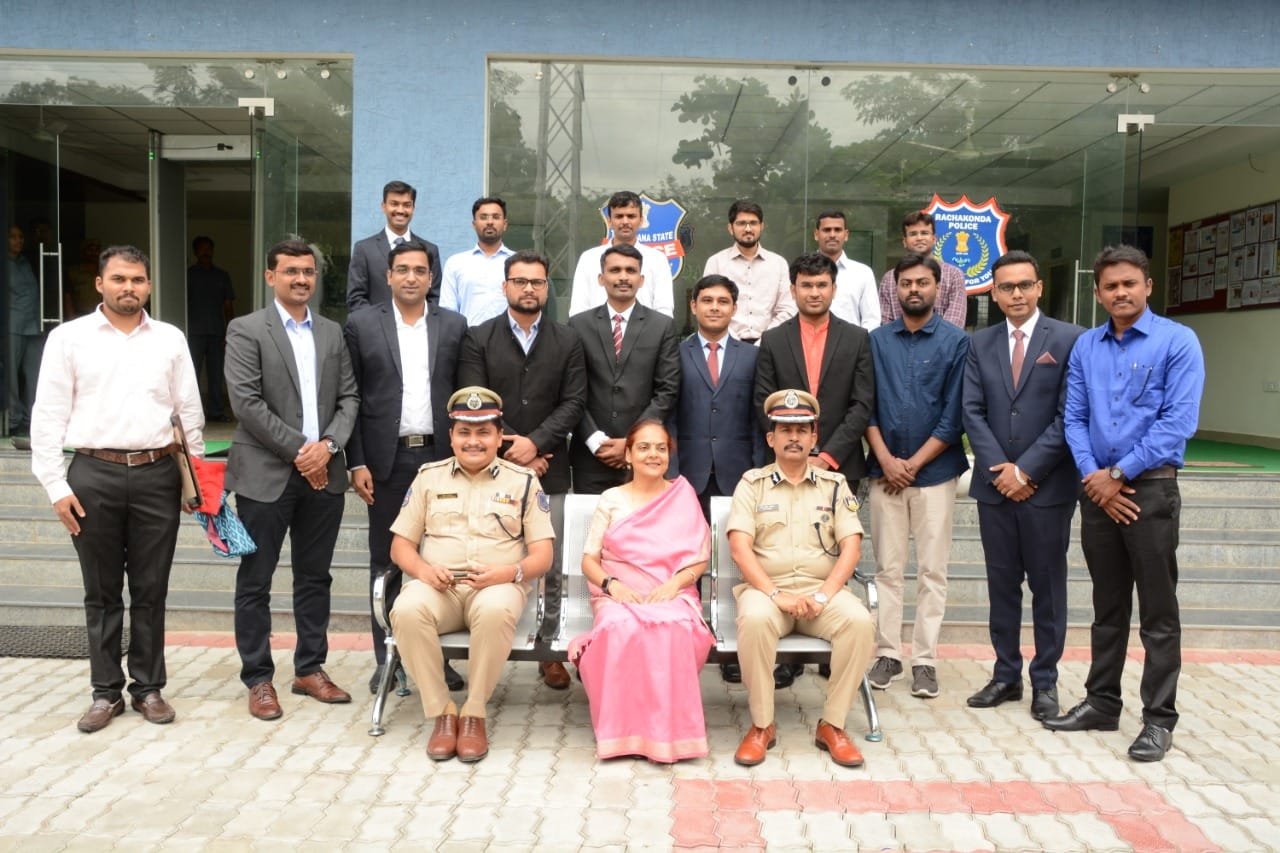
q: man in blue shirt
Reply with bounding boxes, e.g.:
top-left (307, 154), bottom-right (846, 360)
top-left (440, 197), bottom-right (516, 327)
top-left (864, 253), bottom-right (969, 700)
top-left (1044, 245), bottom-right (1205, 763)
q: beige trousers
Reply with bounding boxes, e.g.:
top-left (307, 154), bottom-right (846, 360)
top-left (390, 578), bottom-right (527, 719)
top-left (868, 477), bottom-right (957, 665)
top-left (735, 586), bottom-right (875, 729)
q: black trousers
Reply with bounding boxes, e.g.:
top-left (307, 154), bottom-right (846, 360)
top-left (235, 472), bottom-right (345, 687)
top-left (67, 453), bottom-right (181, 701)
top-left (976, 499), bottom-right (1072, 689)
top-left (365, 443), bottom-right (434, 663)
top-left (1080, 478), bottom-right (1182, 729)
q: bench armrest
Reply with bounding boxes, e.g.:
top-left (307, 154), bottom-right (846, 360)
top-left (372, 564), bottom-right (403, 635)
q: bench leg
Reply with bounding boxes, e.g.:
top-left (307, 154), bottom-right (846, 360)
top-left (860, 674), bottom-right (883, 742)
top-left (368, 642), bottom-right (401, 737)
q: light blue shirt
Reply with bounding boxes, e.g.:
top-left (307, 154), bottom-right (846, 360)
top-left (441, 244), bottom-right (515, 327)
top-left (507, 310), bottom-right (541, 355)
top-left (273, 299), bottom-right (319, 444)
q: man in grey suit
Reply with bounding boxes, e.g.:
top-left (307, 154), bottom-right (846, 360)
top-left (568, 244), bottom-right (680, 494)
top-left (225, 239), bottom-right (360, 721)
top-left (345, 239), bottom-right (468, 694)
top-left (346, 180), bottom-right (443, 310)
top-left (963, 250), bottom-right (1084, 720)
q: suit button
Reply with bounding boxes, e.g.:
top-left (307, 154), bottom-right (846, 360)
top-left (1011, 409), bottom-right (1018, 416)
top-left (522, 399), bottom-right (529, 405)
top-left (611, 412), bottom-right (617, 418)
top-left (613, 385), bottom-right (622, 392)
top-left (712, 408), bottom-right (718, 414)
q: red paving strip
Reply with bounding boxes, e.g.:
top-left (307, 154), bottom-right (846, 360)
top-left (672, 779), bottom-right (1223, 852)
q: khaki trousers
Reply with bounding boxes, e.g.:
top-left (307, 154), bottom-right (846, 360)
top-left (735, 586), bottom-right (875, 729)
top-left (869, 477), bottom-right (957, 665)
top-left (390, 578), bottom-right (528, 719)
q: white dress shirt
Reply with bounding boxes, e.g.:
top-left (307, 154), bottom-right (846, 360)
top-left (31, 306), bottom-right (204, 503)
top-left (703, 244), bottom-right (795, 341)
top-left (274, 299), bottom-right (319, 444)
top-left (384, 226), bottom-right (411, 247)
top-left (828, 253), bottom-right (880, 331)
top-left (395, 304), bottom-right (433, 435)
top-left (569, 243), bottom-right (675, 318)
top-left (1007, 309), bottom-right (1041, 360)
top-left (584, 302), bottom-right (635, 453)
top-left (440, 243), bottom-right (516, 327)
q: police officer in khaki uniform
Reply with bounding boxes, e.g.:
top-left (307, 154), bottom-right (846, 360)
top-left (389, 387), bottom-right (554, 763)
top-left (726, 389), bottom-right (876, 767)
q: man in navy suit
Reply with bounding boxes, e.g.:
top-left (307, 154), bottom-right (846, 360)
top-left (674, 274), bottom-right (763, 518)
top-left (345, 240), bottom-right (467, 693)
top-left (346, 180), bottom-right (443, 310)
top-left (962, 250), bottom-right (1084, 720)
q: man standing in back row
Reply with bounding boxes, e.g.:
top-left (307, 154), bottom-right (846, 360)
top-left (702, 199), bottom-right (794, 343)
top-left (347, 180), bottom-right (443, 310)
top-left (569, 191), bottom-right (675, 318)
top-left (440, 196), bottom-right (516, 327)
top-left (878, 211), bottom-right (968, 328)
top-left (1044, 245), bottom-right (1204, 763)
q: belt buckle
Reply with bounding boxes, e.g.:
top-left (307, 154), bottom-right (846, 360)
top-left (124, 450), bottom-right (153, 467)
top-left (405, 435), bottom-right (424, 448)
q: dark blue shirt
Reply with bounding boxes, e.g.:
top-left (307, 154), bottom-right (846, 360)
top-left (1065, 308), bottom-right (1204, 478)
top-left (867, 312), bottom-right (970, 487)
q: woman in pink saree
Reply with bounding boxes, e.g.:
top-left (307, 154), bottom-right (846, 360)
top-left (569, 421), bottom-right (715, 762)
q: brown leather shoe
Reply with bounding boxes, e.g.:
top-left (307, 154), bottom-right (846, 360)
top-left (815, 720), bottom-right (864, 767)
top-left (426, 713), bottom-right (459, 761)
top-left (77, 697), bottom-right (125, 733)
top-left (539, 661), bottom-right (571, 690)
top-left (131, 692), bottom-right (176, 724)
top-left (456, 715), bottom-right (488, 763)
top-left (734, 723), bottom-right (777, 766)
top-left (248, 681), bottom-right (283, 720)
top-left (291, 670), bottom-right (352, 704)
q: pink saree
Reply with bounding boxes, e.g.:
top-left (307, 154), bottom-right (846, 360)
top-left (568, 477), bottom-right (714, 762)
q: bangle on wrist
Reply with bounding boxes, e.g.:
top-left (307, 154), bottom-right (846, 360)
top-left (601, 576), bottom-right (615, 597)
top-left (513, 562), bottom-right (524, 584)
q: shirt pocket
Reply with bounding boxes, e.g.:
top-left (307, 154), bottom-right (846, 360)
top-left (1129, 362), bottom-right (1166, 403)
top-left (427, 496), bottom-right (467, 535)
top-left (482, 499), bottom-right (523, 541)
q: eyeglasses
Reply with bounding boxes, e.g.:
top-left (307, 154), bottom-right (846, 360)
top-left (994, 280), bottom-right (1038, 294)
top-left (278, 267), bottom-right (316, 278)
top-left (392, 265), bottom-right (431, 277)
top-left (507, 277), bottom-right (549, 290)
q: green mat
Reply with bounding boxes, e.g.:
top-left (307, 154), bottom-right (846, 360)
top-left (1184, 439), bottom-right (1280, 474)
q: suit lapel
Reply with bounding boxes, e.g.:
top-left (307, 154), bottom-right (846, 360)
top-left (617, 306), bottom-right (645, 373)
top-left (264, 307), bottom-right (302, 396)
top-left (784, 320), bottom-right (809, 391)
top-left (685, 335), bottom-right (714, 392)
top-left (716, 336), bottom-right (743, 396)
top-left (426, 305), bottom-right (441, 378)
top-left (379, 304), bottom-right (404, 379)
top-left (1010, 318), bottom-right (1052, 400)
top-left (817, 319), bottom-right (842, 390)
top-left (593, 306), bottom-right (616, 371)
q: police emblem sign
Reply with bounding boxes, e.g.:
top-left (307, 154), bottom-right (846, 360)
top-left (924, 194), bottom-right (1010, 295)
top-left (597, 193), bottom-right (689, 279)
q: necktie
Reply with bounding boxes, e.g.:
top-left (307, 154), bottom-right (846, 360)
top-left (707, 341), bottom-right (720, 386)
top-left (1011, 328), bottom-right (1026, 389)
top-left (394, 236), bottom-right (406, 246)
top-left (612, 314), bottom-right (624, 360)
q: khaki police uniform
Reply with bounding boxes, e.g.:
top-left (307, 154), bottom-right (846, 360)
top-left (726, 463), bottom-right (876, 728)
top-left (390, 456), bottom-right (554, 719)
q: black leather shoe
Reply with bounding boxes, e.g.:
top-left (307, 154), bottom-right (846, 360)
top-left (1128, 723), bottom-right (1172, 762)
top-left (967, 679), bottom-right (1023, 708)
top-left (1042, 700), bottom-right (1120, 732)
top-left (1030, 687), bottom-right (1060, 721)
top-left (444, 661), bottom-right (465, 691)
top-left (720, 662), bottom-right (742, 683)
top-left (773, 663), bottom-right (798, 689)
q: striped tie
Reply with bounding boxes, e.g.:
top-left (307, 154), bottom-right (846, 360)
top-left (612, 314), bottom-right (624, 360)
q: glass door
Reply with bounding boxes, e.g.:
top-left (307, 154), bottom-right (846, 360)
top-left (250, 112), bottom-right (299, 312)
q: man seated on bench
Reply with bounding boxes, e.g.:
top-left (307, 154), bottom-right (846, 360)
top-left (388, 386), bottom-right (554, 763)
top-left (726, 389), bottom-right (876, 768)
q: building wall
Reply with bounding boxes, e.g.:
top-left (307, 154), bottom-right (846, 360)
top-left (1168, 150), bottom-right (1280, 443)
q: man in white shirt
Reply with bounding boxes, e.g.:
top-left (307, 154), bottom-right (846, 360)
top-left (703, 200), bottom-right (795, 342)
top-left (440, 197), bottom-right (516, 327)
top-left (31, 245), bottom-right (204, 733)
top-left (815, 211), bottom-right (880, 331)
top-left (569, 191), bottom-right (675, 318)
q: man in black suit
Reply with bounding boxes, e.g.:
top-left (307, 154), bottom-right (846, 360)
top-left (345, 239), bottom-right (468, 693)
top-left (568, 244), bottom-right (680, 494)
top-left (962, 251), bottom-right (1085, 721)
top-left (346, 180), bottom-right (443, 310)
top-left (754, 252), bottom-right (875, 688)
top-left (225, 239), bottom-right (360, 721)
top-left (457, 249), bottom-right (587, 689)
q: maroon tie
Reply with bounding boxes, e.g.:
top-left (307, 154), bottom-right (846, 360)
top-left (707, 341), bottom-right (720, 386)
top-left (1011, 328), bottom-right (1026, 389)
top-left (612, 314), bottom-right (624, 360)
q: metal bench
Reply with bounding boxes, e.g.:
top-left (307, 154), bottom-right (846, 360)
top-left (367, 565), bottom-right (544, 736)
top-left (708, 495), bottom-right (883, 742)
top-left (551, 493), bottom-right (601, 654)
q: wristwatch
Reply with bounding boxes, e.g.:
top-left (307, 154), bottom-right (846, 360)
top-left (324, 437), bottom-right (340, 455)
top-left (1109, 466), bottom-right (1126, 481)
top-left (767, 589), bottom-right (781, 601)
top-left (513, 562), bottom-right (524, 583)
top-left (601, 576), bottom-right (615, 597)
top-left (813, 591), bottom-right (829, 605)
top-left (1013, 466), bottom-right (1028, 487)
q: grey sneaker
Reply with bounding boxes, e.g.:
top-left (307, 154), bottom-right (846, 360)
top-left (911, 665), bottom-right (939, 698)
top-left (867, 656), bottom-right (904, 690)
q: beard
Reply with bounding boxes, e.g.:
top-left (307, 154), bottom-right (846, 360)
top-left (900, 298), bottom-right (934, 318)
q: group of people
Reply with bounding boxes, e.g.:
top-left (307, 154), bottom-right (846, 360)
top-left (27, 180), bottom-right (1204, 771)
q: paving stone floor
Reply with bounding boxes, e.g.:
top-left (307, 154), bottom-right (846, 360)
top-left (1, 635), bottom-right (1278, 851)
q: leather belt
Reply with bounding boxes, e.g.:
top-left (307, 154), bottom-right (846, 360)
top-left (1134, 464), bottom-right (1177, 481)
top-left (77, 444), bottom-right (179, 467)
top-left (738, 336), bottom-right (759, 344)
top-left (399, 434), bottom-right (434, 448)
